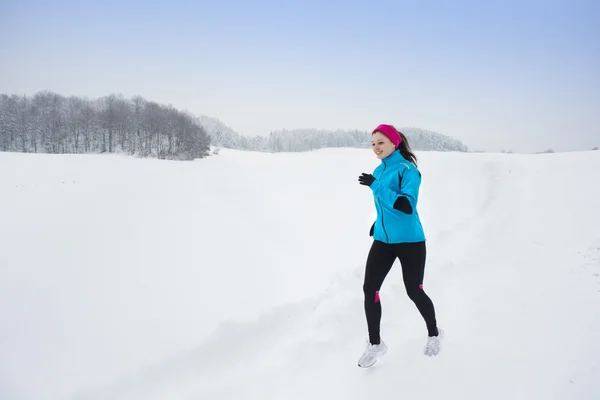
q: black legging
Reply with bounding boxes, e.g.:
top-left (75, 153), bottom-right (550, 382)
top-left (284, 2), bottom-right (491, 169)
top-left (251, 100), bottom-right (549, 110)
top-left (363, 240), bottom-right (438, 344)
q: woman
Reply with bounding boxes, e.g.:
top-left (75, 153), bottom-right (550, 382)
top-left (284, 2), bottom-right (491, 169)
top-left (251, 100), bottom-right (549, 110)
top-left (356, 123), bottom-right (443, 368)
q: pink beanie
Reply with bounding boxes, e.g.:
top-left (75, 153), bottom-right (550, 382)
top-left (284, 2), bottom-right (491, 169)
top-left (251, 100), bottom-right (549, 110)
top-left (372, 124), bottom-right (402, 148)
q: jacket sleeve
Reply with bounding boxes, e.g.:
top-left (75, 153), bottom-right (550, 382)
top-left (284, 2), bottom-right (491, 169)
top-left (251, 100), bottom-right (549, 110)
top-left (370, 165), bottom-right (420, 214)
top-left (398, 165), bottom-right (420, 211)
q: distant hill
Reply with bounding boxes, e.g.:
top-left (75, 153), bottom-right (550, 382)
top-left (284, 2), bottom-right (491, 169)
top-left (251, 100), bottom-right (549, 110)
top-left (196, 115), bottom-right (469, 153)
top-left (401, 127), bottom-right (469, 152)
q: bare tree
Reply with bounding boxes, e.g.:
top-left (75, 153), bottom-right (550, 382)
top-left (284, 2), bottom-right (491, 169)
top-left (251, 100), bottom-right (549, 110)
top-left (0, 91), bottom-right (211, 160)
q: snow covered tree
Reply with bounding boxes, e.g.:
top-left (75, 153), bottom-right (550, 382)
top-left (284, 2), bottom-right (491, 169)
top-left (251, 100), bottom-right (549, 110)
top-left (0, 91), bottom-right (211, 159)
top-left (197, 118), bottom-right (470, 153)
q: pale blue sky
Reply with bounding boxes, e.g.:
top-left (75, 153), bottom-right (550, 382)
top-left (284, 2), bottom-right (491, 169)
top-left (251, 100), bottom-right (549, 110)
top-left (1, 0), bottom-right (598, 152)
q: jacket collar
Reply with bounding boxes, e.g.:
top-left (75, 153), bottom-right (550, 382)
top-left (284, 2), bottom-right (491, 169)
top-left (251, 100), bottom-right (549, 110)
top-left (381, 149), bottom-right (402, 165)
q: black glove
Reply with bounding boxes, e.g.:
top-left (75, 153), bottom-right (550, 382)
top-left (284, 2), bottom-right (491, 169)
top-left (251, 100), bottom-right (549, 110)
top-left (358, 173), bottom-right (375, 187)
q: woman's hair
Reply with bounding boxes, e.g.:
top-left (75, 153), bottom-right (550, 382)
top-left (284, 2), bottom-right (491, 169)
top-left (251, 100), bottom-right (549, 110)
top-left (392, 126), bottom-right (418, 167)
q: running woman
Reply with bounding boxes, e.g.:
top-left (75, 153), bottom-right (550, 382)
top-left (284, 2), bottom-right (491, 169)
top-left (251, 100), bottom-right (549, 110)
top-left (357, 123), bottom-right (443, 368)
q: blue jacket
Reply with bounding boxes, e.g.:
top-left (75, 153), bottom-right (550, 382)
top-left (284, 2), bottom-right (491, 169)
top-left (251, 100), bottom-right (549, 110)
top-left (369, 150), bottom-right (426, 243)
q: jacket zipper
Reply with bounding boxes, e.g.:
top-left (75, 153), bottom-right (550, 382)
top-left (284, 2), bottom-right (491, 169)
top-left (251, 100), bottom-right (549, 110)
top-left (378, 162), bottom-right (389, 242)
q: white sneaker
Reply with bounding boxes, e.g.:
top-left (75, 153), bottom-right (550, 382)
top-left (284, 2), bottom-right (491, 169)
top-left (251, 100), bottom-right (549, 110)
top-left (424, 328), bottom-right (444, 356)
top-left (357, 340), bottom-right (388, 368)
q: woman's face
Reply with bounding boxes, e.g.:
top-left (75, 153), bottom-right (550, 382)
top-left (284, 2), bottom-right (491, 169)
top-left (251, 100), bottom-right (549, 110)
top-left (372, 132), bottom-right (395, 159)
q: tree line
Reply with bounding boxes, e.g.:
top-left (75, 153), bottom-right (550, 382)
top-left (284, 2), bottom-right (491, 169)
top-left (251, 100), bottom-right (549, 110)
top-left (197, 115), bottom-right (470, 153)
top-left (0, 91), bottom-right (212, 160)
top-left (1, 91), bottom-right (471, 160)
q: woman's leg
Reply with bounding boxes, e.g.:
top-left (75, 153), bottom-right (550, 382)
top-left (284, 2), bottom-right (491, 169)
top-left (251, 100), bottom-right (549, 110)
top-left (363, 240), bottom-right (397, 345)
top-left (395, 241), bottom-right (438, 337)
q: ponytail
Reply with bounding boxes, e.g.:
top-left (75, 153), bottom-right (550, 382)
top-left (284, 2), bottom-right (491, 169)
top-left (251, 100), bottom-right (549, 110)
top-left (391, 126), bottom-right (418, 167)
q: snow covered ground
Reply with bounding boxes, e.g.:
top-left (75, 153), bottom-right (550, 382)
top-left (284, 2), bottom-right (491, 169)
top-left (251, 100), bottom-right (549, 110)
top-left (1, 147), bottom-right (599, 400)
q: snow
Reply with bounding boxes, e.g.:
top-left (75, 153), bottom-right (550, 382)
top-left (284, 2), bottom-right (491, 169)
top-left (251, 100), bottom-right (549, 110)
top-left (0, 147), bottom-right (599, 400)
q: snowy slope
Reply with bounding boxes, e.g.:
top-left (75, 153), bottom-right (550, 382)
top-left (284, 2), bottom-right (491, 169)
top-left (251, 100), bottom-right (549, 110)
top-left (0, 148), bottom-right (599, 400)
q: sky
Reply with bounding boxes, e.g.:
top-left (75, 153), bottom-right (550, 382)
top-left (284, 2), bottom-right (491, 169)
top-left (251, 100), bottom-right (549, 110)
top-left (1, 0), bottom-right (599, 152)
